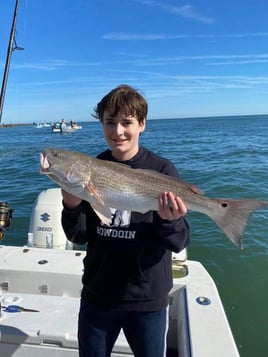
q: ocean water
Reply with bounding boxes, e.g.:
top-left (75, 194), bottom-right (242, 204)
top-left (1, 115), bottom-right (268, 356)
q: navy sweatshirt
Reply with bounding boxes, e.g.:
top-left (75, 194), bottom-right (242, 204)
top-left (61, 147), bottom-right (190, 311)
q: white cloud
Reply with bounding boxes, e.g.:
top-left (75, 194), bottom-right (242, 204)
top-left (8, 60), bottom-right (102, 71)
top-left (102, 32), bottom-right (268, 41)
top-left (168, 4), bottom-right (214, 24)
top-left (132, 0), bottom-right (215, 24)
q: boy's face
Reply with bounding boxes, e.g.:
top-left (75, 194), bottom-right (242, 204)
top-left (102, 111), bottom-right (145, 161)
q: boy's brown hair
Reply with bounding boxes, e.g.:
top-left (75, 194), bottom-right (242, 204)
top-left (93, 84), bottom-right (148, 124)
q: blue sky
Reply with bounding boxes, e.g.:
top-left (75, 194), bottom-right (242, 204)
top-left (1, 0), bottom-right (268, 123)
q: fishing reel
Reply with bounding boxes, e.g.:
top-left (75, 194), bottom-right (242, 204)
top-left (0, 202), bottom-right (14, 240)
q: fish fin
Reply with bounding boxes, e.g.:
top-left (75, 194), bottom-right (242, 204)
top-left (90, 202), bottom-right (112, 225)
top-left (87, 183), bottom-right (105, 206)
top-left (207, 198), bottom-right (268, 249)
top-left (176, 179), bottom-right (202, 195)
top-left (189, 185), bottom-right (202, 195)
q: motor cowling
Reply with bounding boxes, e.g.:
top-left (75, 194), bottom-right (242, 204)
top-left (28, 188), bottom-right (68, 249)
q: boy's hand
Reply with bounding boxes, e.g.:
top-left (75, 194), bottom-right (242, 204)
top-left (158, 192), bottom-right (187, 220)
top-left (61, 189), bottom-right (82, 209)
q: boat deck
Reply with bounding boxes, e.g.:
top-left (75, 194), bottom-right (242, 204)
top-left (0, 245), bottom-right (239, 356)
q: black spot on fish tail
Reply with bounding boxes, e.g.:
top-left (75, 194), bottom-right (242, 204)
top-left (207, 199), bottom-right (268, 249)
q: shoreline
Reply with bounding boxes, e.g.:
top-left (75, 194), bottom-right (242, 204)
top-left (0, 123), bottom-right (30, 128)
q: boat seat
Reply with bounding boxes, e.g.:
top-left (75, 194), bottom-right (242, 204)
top-left (0, 292), bottom-right (135, 356)
top-left (0, 246), bottom-right (85, 297)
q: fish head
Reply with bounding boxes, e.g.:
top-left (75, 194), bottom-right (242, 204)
top-left (40, 148), bottom-right (92, 193)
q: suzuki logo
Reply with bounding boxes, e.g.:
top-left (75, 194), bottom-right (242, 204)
top-left (40, 213), bottom-right (50, 222)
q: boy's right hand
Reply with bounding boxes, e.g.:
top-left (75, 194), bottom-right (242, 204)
top-left (61, 189), bottom-right (82, 209)
top-left (158, 192), bottom-right (187, 221)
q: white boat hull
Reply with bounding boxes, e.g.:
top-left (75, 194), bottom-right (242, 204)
top-left (0, 245), bottom-right (239, 356)
top-left (51, 125), bottom-right (82, 133)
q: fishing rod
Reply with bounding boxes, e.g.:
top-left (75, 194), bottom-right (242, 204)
top-left (0, 0), bottom-right (24, 125)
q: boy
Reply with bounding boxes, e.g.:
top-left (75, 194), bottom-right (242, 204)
top-left (61, 84), bottom-right (190, 356)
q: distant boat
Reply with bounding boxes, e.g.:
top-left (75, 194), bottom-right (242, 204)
top-left (51, 122), bottom-right (82, 133)
top-left (71, 124), bottom-right (82, 130)
top-left (33, 122), bottom-right (51, 128)
top-left (51, 123), bottom-right (61, 132)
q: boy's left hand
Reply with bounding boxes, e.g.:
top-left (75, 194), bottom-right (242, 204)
top-left (158, 192), bottom-right (187, 220)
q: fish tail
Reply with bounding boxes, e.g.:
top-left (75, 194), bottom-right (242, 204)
top-left (207, 199), bottom-right (268, 249)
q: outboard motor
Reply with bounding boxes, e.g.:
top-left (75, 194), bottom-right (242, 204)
top-left (0, 202), bottom-right (14, 240)
top-left (28, 188), bottom-right (70, 249)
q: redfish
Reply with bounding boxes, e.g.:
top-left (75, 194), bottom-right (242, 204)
top-left (40, 148), bottom-right (268, 249)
